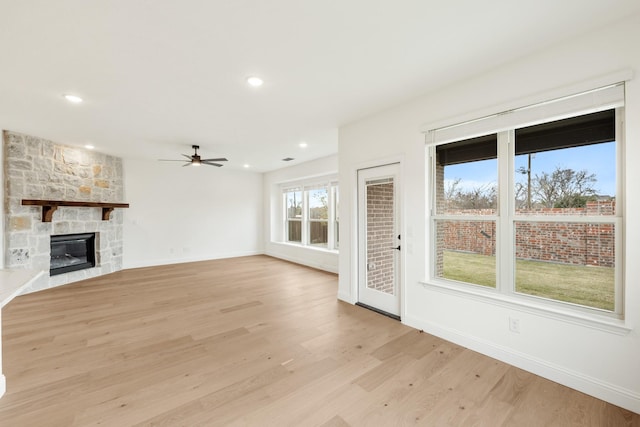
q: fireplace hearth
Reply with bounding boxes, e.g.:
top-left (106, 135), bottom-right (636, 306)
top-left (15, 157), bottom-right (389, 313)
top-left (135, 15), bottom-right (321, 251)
top-left (50, 233), bottom-right (96, 276)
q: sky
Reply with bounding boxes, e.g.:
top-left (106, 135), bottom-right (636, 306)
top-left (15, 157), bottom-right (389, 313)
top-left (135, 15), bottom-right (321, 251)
top-left (444, 142), bottom-right (616, 197)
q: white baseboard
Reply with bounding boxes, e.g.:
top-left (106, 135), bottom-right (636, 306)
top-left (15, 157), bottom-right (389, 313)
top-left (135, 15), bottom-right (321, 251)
top-left (337, 291), bottom-right (353, 304)
top-left (403, 314), bottom-right (640, 414)
top-left (122, 250), bottom-right (263, 270)
top-left (0, 374), bottom-right (5, 399)
top-left (265, 251), bottom-right (339, 274)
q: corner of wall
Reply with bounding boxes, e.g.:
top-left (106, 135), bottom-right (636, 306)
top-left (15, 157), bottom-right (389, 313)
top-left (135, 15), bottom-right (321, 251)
top-left (0, 374), bottom-right (5, 400)
top-left (1, 130), bottom-right (5, 269)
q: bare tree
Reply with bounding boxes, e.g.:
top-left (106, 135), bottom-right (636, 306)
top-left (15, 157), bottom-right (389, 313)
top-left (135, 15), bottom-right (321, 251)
top-left (514, 181), bottom-right (528, 209)
top-left (445, 178), bottom-right (461, 201)
top-left (444, 179), bottom-right (496, 211)
top-left (446, 166), bottom-right (597, 212)
top-left (444, 178), bottom-right (461, 211)
top-left (532, 167), bottom-right (597, 208)
top-left (310, 190), bottom-right (328, 219)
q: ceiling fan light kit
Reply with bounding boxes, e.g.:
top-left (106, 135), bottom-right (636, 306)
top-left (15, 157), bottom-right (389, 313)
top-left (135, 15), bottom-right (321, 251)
top-left (159, 145), bottom-right (228, 167)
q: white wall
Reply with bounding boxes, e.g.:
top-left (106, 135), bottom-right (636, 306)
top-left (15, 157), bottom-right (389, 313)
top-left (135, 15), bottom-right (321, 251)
top-left (263, 155), bottom-right (339, 273)
top-left (123, 158), bottom-right (263, 268)
top-left (338, 14), bottom-right (640, 412)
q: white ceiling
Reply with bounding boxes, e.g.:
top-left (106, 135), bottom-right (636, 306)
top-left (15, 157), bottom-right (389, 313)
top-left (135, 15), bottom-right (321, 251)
top-left (2, 1), bottom-right (639, 172)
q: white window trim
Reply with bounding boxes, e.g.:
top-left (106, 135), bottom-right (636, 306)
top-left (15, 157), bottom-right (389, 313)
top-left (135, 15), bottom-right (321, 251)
top-left (426, 83), bottom-right (624, 145)
top-left (420, 69), bottom-right (633, 135)
top-left (424, 85), bottom-right (626, 329)
top-left (281, 180), bottom-right (339, 251)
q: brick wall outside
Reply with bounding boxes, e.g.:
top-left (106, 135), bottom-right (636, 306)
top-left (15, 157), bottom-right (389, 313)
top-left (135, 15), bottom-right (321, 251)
top-left (441, 220), bottom-right (496, 256)
top-left (441, 201), bottom-right (615, 268)
top-left (514, 220), bottom-right (614, 267)
top-left (366, 181), bottom-right (395, 294)
top-left (434, 162), bottom-right (444, 277)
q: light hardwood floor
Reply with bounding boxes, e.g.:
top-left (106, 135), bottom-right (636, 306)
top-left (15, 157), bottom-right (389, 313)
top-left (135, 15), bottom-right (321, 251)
top-left (0, 255), bottom-right (637, 426)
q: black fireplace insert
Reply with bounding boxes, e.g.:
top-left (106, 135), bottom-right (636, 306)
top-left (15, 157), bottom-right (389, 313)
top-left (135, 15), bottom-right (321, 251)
top-left (50, 233), bottom-right (96, 276)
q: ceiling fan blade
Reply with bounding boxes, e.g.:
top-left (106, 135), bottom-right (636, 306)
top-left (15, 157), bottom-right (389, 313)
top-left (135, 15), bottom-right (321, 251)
top-left (158, 159), bottom-right (190, 162)
top-left (182, 162), bottom-right (193, 167)
top-left (202, 162), bottom-right (223, 167)
top-left (200, 157), bottom-right (228, 162)
top-left (182, 154), bottom-right (193, 160)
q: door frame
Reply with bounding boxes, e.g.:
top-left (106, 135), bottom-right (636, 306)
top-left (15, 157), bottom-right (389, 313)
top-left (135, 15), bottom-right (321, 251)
top-left (351, 157), bottom-right (405, 320)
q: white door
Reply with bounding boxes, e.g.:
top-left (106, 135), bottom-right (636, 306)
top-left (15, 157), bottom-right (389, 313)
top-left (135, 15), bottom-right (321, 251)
top-left (357, 163), bottom-right (401, 318)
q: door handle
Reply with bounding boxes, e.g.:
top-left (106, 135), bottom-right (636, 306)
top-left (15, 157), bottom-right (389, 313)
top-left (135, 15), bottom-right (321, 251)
top-left (389, 245), bottom-right (401, 251)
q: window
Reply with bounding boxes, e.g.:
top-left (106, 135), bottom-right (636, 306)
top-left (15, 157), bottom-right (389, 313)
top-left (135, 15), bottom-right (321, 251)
top-left (282, 180), bottom-right (339, 250)
top-left (429, 83), bottom-right (624, 316)
top-left (513, 111), bottom-right (618, 311)
top-left (435, 135), bottom-right (498, 288)
top-left (308, 187), bottom-right (329, 247)
top-left (285, 189), bottom-right (302, 243)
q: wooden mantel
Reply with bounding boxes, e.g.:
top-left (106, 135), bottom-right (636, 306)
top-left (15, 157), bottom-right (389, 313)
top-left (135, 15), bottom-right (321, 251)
top-left (22, 199), bottom-right (130, 222)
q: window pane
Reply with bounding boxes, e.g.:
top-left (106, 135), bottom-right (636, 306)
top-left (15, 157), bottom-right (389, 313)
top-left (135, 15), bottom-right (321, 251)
top-left (515, 221), bottom-right (615, 311)
top-left (308, 188), bottom-right (328, 220)
top-left (287, 220), bottom-right (301, 242)
top-left (309, 221), bottom-right (328, 247)
top-left (515, 111), bottom-right (616, 215)
top-left (435, 219), bottom-right (496, 288)
top-left (435, 135), bottom-right (497, 215)
top-left (286, 191), bottom-right (302, 219)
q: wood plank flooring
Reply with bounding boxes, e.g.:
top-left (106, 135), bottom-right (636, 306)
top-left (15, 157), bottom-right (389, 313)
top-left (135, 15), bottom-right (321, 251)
top-left (0, 255), bottom-right (637, 426)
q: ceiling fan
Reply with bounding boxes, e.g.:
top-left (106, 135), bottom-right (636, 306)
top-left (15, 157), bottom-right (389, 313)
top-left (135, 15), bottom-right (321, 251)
top-left (159, 145), bottom-right (228, 167)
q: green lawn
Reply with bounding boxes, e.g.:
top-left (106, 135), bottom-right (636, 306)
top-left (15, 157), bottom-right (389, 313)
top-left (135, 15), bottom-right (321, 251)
top-left (442, 251), bottom-right (614, 311)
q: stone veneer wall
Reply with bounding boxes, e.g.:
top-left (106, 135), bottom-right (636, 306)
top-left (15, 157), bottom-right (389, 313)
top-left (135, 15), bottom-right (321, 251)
top-left (3, 130), bottom-right (125, 293)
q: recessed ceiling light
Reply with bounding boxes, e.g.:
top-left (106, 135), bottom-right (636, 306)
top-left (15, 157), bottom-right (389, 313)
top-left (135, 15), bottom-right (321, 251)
top-left (63, 94), bottom-right (83, 103)
top-left (84, 144), bottom-right (95, 150)
top-left (243, 164), bottom-right (250, 168)
top-left (247, 77), bottom-right (263, 87)
top-left (299, 142), bottom-right (308, 148)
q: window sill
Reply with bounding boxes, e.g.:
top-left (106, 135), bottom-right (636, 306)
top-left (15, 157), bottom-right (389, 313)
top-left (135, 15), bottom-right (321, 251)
top-left (271, 241), bottom-right (339, 255)
top-left (419, 279), bottom-right (631, 336)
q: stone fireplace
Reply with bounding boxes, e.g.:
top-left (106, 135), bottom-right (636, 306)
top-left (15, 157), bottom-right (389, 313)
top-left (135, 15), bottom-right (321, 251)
top-left (3, 131), bottom-right (125, 293)
top-left (50, 232), bottom-right (96, 276)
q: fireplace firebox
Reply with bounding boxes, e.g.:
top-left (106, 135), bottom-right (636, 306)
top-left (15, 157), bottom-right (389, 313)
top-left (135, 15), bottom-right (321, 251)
top-left (50, 233), bottom-right (96, 276)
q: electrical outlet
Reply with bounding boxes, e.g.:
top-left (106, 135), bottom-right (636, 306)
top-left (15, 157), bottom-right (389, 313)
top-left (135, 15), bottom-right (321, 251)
top-left (509, 317), bottom-right (520, 333)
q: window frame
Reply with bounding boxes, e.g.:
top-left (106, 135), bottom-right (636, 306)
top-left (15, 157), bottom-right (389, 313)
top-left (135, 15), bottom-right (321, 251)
top-left (284, 188), bottom-right (303, 244)
top-left (306, 186), bottom-right (329, 248)
top-left (281, 180), bottom-right (339, 251)
top-left (427, 94), bottom-right (625, 321)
